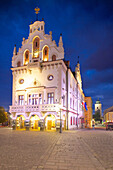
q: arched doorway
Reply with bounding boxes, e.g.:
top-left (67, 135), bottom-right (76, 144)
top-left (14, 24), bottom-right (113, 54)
top-left (30, 115), bottom-right (40, 129)
top-left (45, 114), bottom-right (56, 130)
top-left (16, 115), bottom-right (25, 129)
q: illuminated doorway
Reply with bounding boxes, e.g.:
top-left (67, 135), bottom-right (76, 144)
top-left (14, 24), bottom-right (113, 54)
top-left (16, 115), bottom-right (25, 129)
top-left (30, 115), bottom-right (40, 129)
top-left (45, 114), bottom-right (56, 130)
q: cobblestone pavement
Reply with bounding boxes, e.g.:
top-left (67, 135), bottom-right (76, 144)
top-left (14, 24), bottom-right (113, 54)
top-left (0, 128), bottom-right (113, 170)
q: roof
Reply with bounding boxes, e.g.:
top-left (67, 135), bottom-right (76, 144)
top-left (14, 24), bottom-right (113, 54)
top-left (104, 106), bottom-right (113, 115)
top-left (96, 99), bottom-right (101, 104)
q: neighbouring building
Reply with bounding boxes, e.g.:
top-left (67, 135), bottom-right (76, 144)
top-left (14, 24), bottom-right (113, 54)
top-left (9, 7), bottom-right (85, 130)
top-left (84, 97), bottom-right (92, 128)
top-left (95, 99), bottom-right (102, 119)
top-left (104, 106), bottom-right (113, 122)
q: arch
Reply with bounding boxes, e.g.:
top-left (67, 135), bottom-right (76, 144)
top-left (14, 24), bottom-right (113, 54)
top-left (52, 55), bottom-right (56, 61)
top-left (43, 45), bottom-right (49, 61)
top-left (43, 112), bottom-right (57, 119)
top-left (16, 114), bottom-right (26, 129)
top-left (33, 36), bottom-right (40, 58)
top-left (45, 114), bottom-right (56, 130)
top-left (24, 49), bottom-right (29, 65)
top-left (17, 61), bottom-right (21, 67)
top-left (30, 114), bottom-right (40, 129)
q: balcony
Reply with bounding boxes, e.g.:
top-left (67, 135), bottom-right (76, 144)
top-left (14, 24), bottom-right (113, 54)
top-left (40, 104), bottom-right (58, 112)
top-left (9, 104), bottom-right (58, 113)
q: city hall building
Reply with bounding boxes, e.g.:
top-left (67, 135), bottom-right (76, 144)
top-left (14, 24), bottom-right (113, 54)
top-left (9, 7), bottom-right (85, 130)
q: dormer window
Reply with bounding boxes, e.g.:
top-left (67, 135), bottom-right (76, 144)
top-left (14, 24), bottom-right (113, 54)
top-left (17, 61), bottom-right (21, 67)
top-left (33, 37), bottom-right (40, 58)
top-left (41, 25), bottom-right (43, 30)
top-left (43, 46), bottom-right (49, 61)
top-left (24, 50), bottom-right (29, 65)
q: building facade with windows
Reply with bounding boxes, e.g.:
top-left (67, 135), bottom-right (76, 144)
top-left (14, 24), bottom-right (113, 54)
top-left (84, 97), bottom-right (92, 128)
top-left (9, 8), bottom-right (85, 130)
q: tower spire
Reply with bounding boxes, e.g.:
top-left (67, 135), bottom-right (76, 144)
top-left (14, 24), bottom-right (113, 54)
top-left (34, 7), bottom-right (40, 21)
top-left (77, 56), bottom-right (79, 63)
top-left (13, 44), bottom-right (17, 56)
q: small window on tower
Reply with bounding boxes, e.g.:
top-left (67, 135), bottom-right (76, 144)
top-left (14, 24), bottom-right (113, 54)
top-left (17, 61), bottom-right (21, 67)
top-left (36, 42), bottom-right (37, 47)
top-left (41, 25), bottom-right (43, 30)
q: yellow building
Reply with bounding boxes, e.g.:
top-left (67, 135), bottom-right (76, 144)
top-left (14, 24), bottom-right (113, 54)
top-left (84, 97), bottom-right (92, 128)
top-left (104, 106), bottom-right (113, 122)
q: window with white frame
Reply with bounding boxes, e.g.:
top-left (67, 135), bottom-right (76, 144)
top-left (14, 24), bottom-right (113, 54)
top-left (39, 93), bottom-right (42, 104)
top-left (70, 98), bottom-right (72, 108)
top-left (18, 95), bottom-right (24, 105)
top-left (28, 94), bottom-right (38, 105)
top-left (47, 93), bottom-right (54, 104)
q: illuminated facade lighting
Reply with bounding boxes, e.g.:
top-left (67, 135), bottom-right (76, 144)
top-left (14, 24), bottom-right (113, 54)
top-left (9, 7), bottom-right (85, 131)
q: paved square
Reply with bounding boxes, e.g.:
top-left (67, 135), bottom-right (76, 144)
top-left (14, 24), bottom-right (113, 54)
top-left (0, 128), bottom-right (113, 170)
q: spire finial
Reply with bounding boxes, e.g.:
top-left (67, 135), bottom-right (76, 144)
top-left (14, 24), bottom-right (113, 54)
top-left (34, 7), bottom-right (40, 21)
top-left (77, 56), bottom-right (79, 63)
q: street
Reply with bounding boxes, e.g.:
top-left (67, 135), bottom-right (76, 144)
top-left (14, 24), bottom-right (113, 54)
top-left (0, 128), bottom-right (113, 170)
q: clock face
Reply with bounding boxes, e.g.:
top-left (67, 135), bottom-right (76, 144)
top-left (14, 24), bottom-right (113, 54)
top-left (48, 75), bottom-right (54, 81)
top-left (19, 79), bottom-right (24, 84)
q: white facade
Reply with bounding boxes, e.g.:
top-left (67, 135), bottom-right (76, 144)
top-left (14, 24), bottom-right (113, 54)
top-left (9, 11), bottom-right (85, 130)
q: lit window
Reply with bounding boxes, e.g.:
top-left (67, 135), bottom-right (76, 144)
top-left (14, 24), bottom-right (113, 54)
top-left (47, 93), bottom-right (54, 104)
top-left (43, 46), bottom-right (49, 61)
top-left (18, 95), bottom-right (24, 105)
top-left (28, 94), bottom-right (38, 105)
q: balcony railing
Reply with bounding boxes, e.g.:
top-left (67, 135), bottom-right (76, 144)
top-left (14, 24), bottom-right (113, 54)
top-left (9, 104), bottom-right (59, 113)
top-left (40, 104), bottom-right (58, 112)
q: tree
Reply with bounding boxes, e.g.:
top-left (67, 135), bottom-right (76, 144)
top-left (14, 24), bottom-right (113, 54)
top-left (0, 106), bottom-right (7, 123)
top-left (93, 109), bottom-right (101, 121)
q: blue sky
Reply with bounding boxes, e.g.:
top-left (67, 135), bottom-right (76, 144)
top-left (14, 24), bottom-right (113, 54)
top-left (0, 0), bottom-right (113, 114)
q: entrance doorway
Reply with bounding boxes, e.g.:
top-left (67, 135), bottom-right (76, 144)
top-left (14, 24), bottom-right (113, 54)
top-left (30, 115), bottom-right (40, 129)
top-left (16, 115), bottom-right (25, 129)
top-left (45, 114), bottom-right (56, 130)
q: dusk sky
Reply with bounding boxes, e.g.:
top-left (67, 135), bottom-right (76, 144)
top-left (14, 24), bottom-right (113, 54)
top-left (0, 0), bottom-right (113, 114)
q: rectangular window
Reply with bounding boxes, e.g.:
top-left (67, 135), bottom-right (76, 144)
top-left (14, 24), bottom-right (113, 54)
top-left (39, 93), bottom-right (42, 104)
top-left (18, 95), bottom-right (24, 105)
top-left (70, 98), bottom-right (72, 108)
top-left (73, 100), bottom-right (74, 109)
top-left (71, 117), bottom-right (72, 125)
top-left (73, 117), bottom-right (75, 125)
top-left (47, 93), bottom-right (54, 104)
top-left (28, 94), bottom-right (38, 105)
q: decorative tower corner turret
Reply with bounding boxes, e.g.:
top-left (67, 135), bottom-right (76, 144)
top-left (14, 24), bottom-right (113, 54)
top-left (75, 56), bottom-right (82, 89)
top-left (58, 33), bottom-right (64, 53)
top-left (13, 44), bottom-right (17, 56)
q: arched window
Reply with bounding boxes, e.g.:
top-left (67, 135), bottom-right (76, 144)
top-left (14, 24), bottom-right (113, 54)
top-left (17, 61), bottom-right (21, 67)
top-left (24, 50), bottom-right (29, 65)
top-left (52, 55), bottom-right (56, 61)
top-left (33, 37), bottom-right (40, 58)
top-left (43, 46), bottom-right (49, 61)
